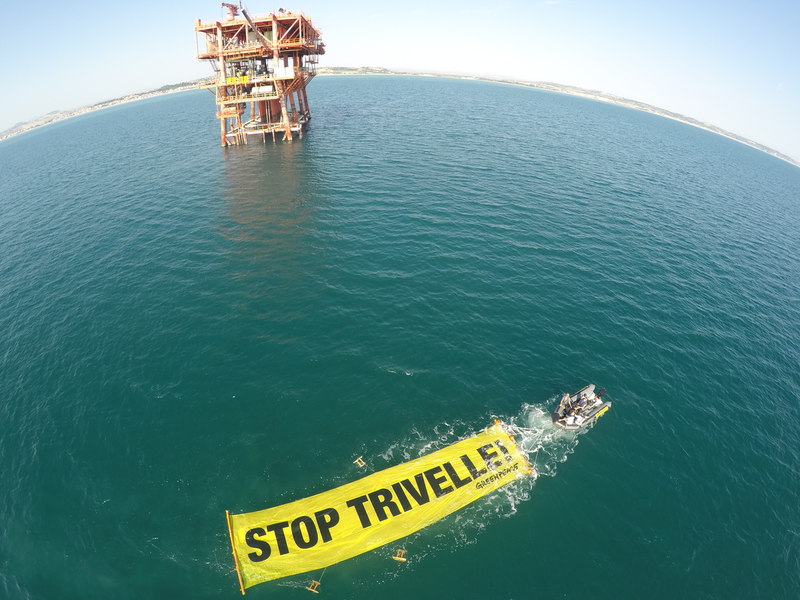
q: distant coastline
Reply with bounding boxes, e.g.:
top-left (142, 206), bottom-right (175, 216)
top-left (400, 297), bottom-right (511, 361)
top-left (320, 67), bottom-right (799, 168)
top-left (2, 68), bottom-right (797, 168)
top-left (0, 80), bottom-right (213, 144)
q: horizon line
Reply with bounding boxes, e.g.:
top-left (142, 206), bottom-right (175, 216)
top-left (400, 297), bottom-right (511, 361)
top-left (1, 67), bottom-right (797, 168)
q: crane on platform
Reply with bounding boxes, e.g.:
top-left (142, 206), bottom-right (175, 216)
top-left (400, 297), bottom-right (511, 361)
top-left (221, 2), bottom-right (241, 20)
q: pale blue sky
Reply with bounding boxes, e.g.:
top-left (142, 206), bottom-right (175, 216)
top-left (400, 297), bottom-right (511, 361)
top-left (2, 0), bottom-right (798, 159)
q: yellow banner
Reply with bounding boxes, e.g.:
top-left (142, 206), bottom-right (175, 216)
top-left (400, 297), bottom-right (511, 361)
top-left (226, 421), bottom-right (532, 592)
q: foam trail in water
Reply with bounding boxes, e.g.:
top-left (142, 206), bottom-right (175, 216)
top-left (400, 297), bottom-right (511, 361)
top-left (377, 401), bottom-right (588, 551)
top-left (504, 399), bottom-right (587, 479)
top-left (306, 401), bottom-right (592, 589)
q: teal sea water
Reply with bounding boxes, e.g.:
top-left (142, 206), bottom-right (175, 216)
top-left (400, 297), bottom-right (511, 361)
top-left (1, 75), bottom-right (799, 599)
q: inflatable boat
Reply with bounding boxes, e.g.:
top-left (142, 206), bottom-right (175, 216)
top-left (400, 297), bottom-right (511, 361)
top-left (551, 384), bottom-right (611, 430)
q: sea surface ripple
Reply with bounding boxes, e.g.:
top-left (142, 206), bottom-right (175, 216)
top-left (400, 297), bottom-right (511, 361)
top-left (0, 75), bottom-right (798, 599)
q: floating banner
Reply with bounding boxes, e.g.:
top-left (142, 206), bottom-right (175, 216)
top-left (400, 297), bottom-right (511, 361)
top-left (226, 421), bottom-right (532, 593)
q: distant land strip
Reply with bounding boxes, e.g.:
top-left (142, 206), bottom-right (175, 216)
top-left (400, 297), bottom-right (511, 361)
top-left (2, 68), bottom-right (797, 168)
top-left (0, 80), bottom-right (213, 144)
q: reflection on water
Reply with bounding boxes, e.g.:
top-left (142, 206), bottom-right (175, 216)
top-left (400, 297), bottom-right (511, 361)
top-left (219, 142), bottom-right (323, 300)
top-left (221, 141), bottom-right (319, 238)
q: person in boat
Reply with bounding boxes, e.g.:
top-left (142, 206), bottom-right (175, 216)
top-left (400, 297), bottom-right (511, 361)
top-left (558, 393), bottom-right (573, 422)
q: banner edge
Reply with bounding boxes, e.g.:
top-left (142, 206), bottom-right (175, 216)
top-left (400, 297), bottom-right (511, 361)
top-left (226, 509), bottom-right (247, 594)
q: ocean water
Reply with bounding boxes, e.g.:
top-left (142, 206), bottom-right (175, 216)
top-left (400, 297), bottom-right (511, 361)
top-left (0, 75), bottom-right (798, 600)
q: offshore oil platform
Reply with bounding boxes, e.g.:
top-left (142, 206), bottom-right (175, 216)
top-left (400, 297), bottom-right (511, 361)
top-left (195, 4), bottom-right (324, 146)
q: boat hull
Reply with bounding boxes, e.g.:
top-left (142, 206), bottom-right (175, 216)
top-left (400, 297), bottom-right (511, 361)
top-left (551, 385), bottom-right (611, 430)
top-left (551, 401), bottom-right (611, 430)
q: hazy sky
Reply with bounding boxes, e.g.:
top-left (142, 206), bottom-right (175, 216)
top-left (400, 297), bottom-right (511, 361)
top-left (2, 0), bottom-right (798, 159)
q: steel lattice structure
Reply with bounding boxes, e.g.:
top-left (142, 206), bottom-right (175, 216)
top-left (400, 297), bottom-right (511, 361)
top-left (195, 6), bottom-right (324, 146)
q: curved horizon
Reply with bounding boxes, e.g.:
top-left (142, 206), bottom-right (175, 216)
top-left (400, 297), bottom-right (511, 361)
top-left (2, 0), bottom-right (796, 162)
top-left (2, 69), bottom-right (797, 169)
